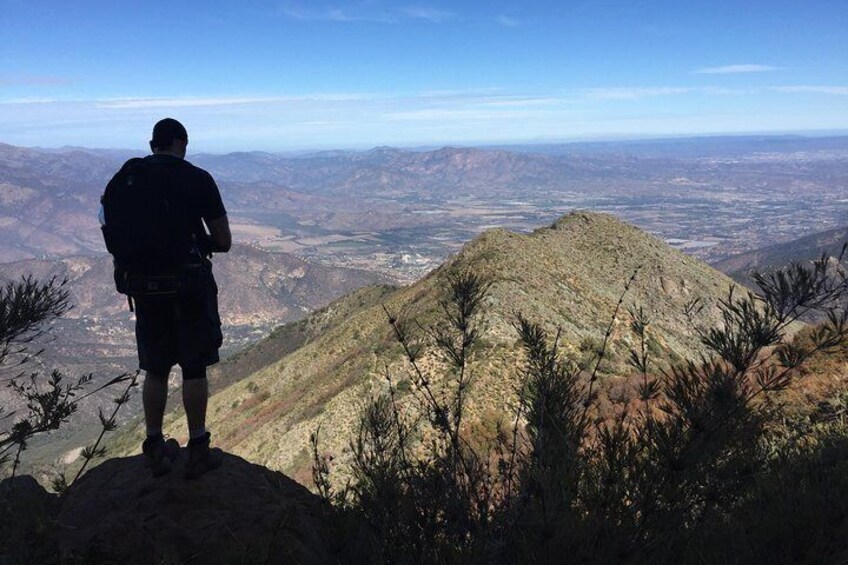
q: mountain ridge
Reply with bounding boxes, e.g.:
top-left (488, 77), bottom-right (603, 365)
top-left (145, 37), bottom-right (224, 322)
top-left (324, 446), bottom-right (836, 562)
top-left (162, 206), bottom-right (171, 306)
top-left (106, 211), bottom-right (740, 484)
top-left (715, 225), bottom-right (848, 281)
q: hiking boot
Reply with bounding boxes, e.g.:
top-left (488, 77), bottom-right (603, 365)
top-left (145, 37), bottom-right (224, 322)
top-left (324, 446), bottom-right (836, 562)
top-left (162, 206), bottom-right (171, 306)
top-left (142, 436), bottom-right (180, 478)
top-left (185, 432), bottom-right (222, 480)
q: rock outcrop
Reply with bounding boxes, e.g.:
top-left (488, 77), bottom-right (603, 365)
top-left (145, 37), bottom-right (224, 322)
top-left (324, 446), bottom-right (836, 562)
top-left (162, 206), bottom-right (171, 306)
top-left (1, 452), bottom-right (335, 564)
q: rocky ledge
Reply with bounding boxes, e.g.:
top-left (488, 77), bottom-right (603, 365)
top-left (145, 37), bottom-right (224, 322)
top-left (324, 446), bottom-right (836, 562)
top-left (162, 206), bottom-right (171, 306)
top-left (1, 451), bottom-right (334, 564)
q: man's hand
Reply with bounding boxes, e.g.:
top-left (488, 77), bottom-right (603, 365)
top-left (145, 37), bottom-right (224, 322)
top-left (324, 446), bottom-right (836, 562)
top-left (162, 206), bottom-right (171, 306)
top-left (206, 215), bottom-right (232, 252)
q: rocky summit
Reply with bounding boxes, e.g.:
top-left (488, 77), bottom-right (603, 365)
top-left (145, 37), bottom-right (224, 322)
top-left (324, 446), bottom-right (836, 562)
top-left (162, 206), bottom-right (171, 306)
top-left (1, 451), bottom-right (334, 564)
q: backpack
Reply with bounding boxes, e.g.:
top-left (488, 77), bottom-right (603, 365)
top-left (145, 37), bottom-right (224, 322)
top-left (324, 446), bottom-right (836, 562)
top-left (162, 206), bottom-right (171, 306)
top-left (100, 158), bottom-right (198, 304)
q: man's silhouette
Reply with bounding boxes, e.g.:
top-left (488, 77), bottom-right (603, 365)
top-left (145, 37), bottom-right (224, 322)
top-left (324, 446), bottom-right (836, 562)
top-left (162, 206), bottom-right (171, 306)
top-left (103, 118), bottom-right (231, 478)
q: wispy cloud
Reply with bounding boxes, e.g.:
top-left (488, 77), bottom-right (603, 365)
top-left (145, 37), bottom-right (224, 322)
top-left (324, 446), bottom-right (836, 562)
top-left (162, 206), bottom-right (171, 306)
top-left (98, 97), bottom-right (279, 109)
top-left (1, 89), bottom-right (504, 109)
top-left (280, 3), bottom-right (453, 23)
top-left (95, 93), bottom-right (377, 109)
top-left (413, 87), bottom-right (502, 100)
top-left (19, 86), bottom-right (842, 113)
top-left (693, 64), bottom-right (781, 75)
top-left (3, 84), bottom-right (845, 150)
top-left (0, 97), bottom-right (60, 105)
top-left (280, 6), bottom-right (392, 22)
top-left (584, 87), bottom-right (695, 100)
top-left (480, 96), bottom-right (563, 107)
top-left (770, 85), bottom-right (848, 95)
top-left (384, 108), bottom-right (535, 121)
top-left (400, 6), bottom-right (454, 22)
top-left (0, 75), bottom-right (72, 86)
top-left (495, 15), bottom-right (519, 27)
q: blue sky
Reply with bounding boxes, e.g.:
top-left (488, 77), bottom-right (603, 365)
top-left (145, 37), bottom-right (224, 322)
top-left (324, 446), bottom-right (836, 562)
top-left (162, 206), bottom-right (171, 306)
top-left (1, 0), bottom-right (846, 151)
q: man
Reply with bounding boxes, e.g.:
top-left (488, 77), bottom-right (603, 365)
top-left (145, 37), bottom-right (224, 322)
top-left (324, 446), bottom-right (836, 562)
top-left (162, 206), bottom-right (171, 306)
top-left (102, 118), bottom-right (231, 479)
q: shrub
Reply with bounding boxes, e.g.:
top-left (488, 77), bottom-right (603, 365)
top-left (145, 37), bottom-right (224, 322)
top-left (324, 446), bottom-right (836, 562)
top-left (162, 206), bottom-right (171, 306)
top-left (314, 248), bottom-right (848, 564)
top-left (0, 277), bottom-right (134, 486)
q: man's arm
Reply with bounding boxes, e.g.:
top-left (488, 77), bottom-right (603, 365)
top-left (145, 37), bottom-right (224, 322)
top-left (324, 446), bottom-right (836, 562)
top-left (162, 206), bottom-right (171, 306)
top-left (206, 215), bottom-right (232, 253)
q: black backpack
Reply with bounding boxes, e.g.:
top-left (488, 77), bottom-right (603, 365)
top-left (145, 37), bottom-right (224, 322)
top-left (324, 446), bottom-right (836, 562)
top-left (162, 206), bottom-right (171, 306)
top-left (101, 158), bottom-right (198, 303)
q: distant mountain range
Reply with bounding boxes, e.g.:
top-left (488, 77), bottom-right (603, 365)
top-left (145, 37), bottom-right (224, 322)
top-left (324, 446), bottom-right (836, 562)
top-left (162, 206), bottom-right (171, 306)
top-left (0, 143), bottom-right (119, 261)
top-left (490, 134), bottom-right (848, 158)
top-left (191, 145), bottom-right (618, 195)
top-left (5, 137), bottom-right (846, 263)
top-left (0, 141), bottom-right (622, 260)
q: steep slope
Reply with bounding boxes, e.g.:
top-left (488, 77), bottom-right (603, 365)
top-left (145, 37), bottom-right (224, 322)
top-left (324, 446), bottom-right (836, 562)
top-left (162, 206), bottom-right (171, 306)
top-left (208, 284), bottom-right (398, 394)
top-left (111, 212), bottom-right (739, 483)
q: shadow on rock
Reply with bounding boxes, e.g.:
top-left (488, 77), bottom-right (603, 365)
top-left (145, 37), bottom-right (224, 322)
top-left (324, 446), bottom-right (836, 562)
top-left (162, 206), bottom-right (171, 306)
top-left (3, 451), bottom-right (335, 564)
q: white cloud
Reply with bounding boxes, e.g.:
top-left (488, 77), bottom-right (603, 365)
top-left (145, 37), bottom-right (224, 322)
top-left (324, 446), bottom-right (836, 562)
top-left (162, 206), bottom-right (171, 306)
top-left (583, 87), bottom-right (695, 100)
top-left (94, 93), bottom-right (380, 109)
top-left (693, 64), bottom-right (781, 74)
top-left (97, 97), bottom-right (279, 109)
top-left (0, 97), bottom-right (60, 105)
top-left (480, 96), bottom-right (564, 107)
top-left (0, 75), bottom-right (72, 86)
top-left (495, 15), bottom-right (519, 27)
top-left (384, 108), bottom-right (535, 121)
top-left (770, 85), bottom-right (848, 95)
top-left (280, 4), bottom-right (394, 22)
top-left (280, 3), bottom-right (453, 23)
top-left (325, 9), bottom-right (352, 21)
top-left (400, 6), bottom-right (454, 22)
top-left (414, 87), bottom-right (502, 98)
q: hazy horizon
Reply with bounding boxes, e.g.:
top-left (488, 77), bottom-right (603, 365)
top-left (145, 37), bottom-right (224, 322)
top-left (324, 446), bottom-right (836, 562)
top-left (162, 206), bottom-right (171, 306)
top-left (11, 129), bottom-right (848, 156)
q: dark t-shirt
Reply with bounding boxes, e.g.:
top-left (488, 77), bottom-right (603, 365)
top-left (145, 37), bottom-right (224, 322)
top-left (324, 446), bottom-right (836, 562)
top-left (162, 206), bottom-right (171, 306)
top-left (140, 154), bottom-right (226, 250)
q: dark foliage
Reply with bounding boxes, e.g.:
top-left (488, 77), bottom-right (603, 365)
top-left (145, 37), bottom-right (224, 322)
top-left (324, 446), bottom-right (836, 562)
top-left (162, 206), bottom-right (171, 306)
top-left (0, 277), bottom-right (135, 483)
top-left (0, 277), bottom-right (140, 564)
top-left (0, 277), bottom-right (77, 472)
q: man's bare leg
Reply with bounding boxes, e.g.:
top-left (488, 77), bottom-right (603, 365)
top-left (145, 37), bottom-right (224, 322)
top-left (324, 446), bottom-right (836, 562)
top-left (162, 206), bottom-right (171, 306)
top-left (182, 377), bottom-right (208, 437)
top-left (141, 370), bottom-right (180, 476)
top-left (182, 367), bottom-right (221, 478)
top-left (143, 371), bottom-right (169, 436)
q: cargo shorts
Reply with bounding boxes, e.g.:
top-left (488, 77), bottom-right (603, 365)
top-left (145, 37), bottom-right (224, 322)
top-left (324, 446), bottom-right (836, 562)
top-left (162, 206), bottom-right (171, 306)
top-left (134, 263), bottom-right (222, 375)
